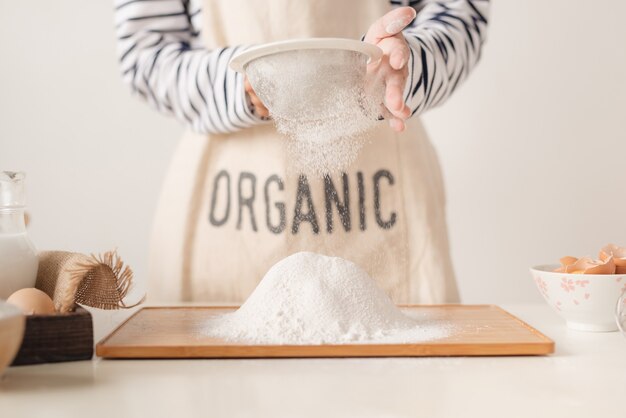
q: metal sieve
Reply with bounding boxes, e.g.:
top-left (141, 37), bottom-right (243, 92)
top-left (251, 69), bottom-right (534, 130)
top-left (230, 38), bottom-right (382, 122)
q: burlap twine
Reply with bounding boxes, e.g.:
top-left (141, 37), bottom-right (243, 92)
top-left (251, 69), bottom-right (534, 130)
top-left (35, 250), bottom-right (142, 313)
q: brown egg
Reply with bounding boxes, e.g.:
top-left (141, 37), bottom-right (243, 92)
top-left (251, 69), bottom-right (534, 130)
top-left (599, 244), bottom-right (626, 274)
top-left (7, 288), bottom-right (56, 315)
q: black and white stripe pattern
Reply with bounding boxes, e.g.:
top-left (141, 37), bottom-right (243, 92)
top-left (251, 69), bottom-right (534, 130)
top-left (115, 0), bottom-right (489, 134)
top-left (115, 0), bottom-right (260, 134)
top-left (398, 0), bottom-right (489, 115)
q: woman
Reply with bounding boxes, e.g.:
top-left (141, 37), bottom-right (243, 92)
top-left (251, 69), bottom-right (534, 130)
top-left (114, 0), bottom-right (489, 304)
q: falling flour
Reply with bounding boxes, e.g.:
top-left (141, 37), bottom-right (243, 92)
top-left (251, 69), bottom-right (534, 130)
top-left (204, 252), bottom-right (451, 345)
top-left (245, 49), bottom-right (384, 175)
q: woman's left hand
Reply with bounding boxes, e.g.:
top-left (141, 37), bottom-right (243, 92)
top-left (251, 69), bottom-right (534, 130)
top-left (364, 7), bottom-right (416, 132)
top-left (244, 77), bottom-right (270, 119)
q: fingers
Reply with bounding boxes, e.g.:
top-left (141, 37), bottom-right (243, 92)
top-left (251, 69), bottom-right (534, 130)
top-left (250, 94), bottom-right (270, 118)
top-left (378, 35), bottom-right (410, 70)
top-left (385, 68), bottom-right (409, 114)
top-left (389, 118), bottom-right (406, 133)
top-left (244, 77), bottom-right (270, 118)
top-left (379, 107), bottom-right (406, 133)
top-left (365, 12), bottom-right (412, 134)
top-left (376, 41), bottom-right (410, 123)
top-left (364, 6), bottom-right (416, 44)
top-left (244, 77), bottom-right (252, 92)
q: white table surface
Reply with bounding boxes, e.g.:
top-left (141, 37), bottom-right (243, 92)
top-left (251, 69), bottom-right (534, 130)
top-left (1, 304), bottom-right (624, 418)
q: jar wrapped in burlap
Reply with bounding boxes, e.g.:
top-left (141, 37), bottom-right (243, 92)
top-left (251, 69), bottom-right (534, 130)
top-left (35, 250), bottom-right (141, 313)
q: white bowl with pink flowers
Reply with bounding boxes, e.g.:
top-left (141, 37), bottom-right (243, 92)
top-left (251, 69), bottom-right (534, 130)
top-left (530, 265), bottom-right (626, 332)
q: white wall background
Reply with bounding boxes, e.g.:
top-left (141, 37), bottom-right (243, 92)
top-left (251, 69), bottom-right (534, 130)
top-left (1, 1), bottom-right (625, 305)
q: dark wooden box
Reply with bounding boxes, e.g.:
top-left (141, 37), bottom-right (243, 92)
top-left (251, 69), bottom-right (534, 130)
top-left (11, 306), bottom-right (94, 366)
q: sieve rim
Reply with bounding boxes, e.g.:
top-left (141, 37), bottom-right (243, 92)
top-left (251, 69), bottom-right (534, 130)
top-left (229, 38), bottom-right (383, 73)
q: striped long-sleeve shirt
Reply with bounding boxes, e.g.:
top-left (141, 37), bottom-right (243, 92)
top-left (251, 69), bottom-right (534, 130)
top-left (115, 0), bottom-right (489, 134)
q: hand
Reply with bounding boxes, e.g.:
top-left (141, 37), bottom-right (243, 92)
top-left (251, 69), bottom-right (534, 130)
top-left (244, 77), bottom-right (270, 118)
top-left (364, 7), bottom-right (416, 132)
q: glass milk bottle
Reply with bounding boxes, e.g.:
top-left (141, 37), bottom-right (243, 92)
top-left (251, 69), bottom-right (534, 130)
top-left (0, 171), bottom-right (38, 299)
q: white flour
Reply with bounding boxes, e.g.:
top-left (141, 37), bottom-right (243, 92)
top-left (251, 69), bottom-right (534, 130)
top-left (245, 49), bottom-right (384, 175)
top-left (204, 252), bottom-right (451, 345)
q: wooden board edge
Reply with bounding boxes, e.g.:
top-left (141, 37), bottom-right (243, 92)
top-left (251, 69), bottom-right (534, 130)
top-left (95, 308), bottom-right (144, 348)
top-left (96, 339), bottom-right (554, 359)
top-left (492, 305), bottom-right (555, 345)
top-left (140, 305), bottom-right (240, 310)
top-left (137, 304), bottom-right (495, 310)
top-left (96, 343), bottom-right (554, 359)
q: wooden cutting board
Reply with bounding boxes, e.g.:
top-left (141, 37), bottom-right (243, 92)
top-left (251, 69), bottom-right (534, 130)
top-left (96, 305), bottom-right (554, 358)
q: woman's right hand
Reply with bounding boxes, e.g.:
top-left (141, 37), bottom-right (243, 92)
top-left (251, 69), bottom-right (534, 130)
top-left (244, 77), bottom-right (270, 118)
top-left (364, 7), bottom-right (416, 132)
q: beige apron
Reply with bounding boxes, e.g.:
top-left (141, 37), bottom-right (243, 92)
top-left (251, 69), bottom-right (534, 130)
top-left (147, 0), bottom-right (459, 304)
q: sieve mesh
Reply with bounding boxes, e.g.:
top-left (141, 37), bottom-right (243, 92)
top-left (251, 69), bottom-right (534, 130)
top-left (245, 48), bottom-right (384, 174)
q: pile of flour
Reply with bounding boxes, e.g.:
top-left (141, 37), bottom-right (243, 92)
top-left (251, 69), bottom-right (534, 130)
top-left (204, 252), bottom-right (450, 345)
